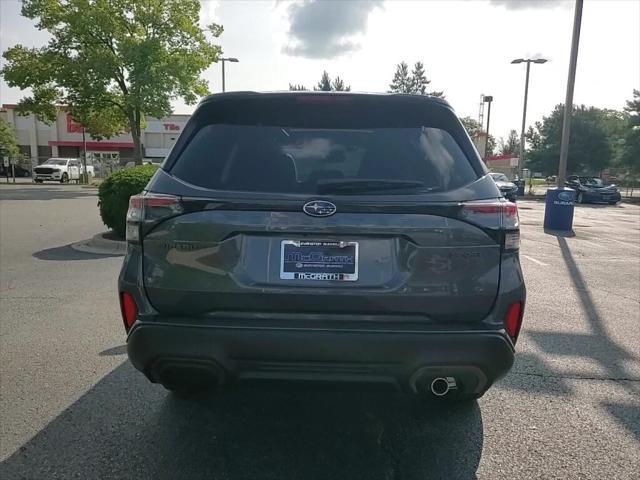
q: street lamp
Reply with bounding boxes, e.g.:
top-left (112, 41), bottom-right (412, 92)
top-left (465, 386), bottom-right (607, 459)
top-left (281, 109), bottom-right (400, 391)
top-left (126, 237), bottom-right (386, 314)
top-left (511, 57), bottom-right (548, 180)
top-left (219, 57), bottom-right (239, 93)
top-left (483, 95), bottom-right (493, 160)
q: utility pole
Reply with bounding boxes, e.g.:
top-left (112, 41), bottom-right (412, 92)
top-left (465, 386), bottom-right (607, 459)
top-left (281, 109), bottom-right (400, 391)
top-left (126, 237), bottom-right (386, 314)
top-left (557, 0), bottom-right (584, 187)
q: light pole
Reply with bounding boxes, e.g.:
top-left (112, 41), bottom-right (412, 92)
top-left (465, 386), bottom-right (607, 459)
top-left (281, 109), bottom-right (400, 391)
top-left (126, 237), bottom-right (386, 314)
top-left (220, 57), bottom-right (239, 92)
top-left (483, 95), bottom-right (493, 160)
top-left (511, 57), bottom-right (547, 179)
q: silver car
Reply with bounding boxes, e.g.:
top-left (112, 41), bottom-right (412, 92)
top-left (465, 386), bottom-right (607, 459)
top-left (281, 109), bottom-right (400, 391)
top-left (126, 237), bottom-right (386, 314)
top-left (118, 92), bottom-right (526, 401)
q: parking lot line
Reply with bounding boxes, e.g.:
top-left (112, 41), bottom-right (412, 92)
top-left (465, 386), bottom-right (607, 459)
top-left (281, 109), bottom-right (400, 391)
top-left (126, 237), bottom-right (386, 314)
top-left (521, 255), bottom-right (549, 266)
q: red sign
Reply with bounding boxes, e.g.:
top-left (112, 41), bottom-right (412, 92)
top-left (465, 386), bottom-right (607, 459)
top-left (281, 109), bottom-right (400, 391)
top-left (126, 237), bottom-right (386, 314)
top-left (66, 113), bottom-right (83, 133)
top-left (163, 123), bottom-right (181, 132)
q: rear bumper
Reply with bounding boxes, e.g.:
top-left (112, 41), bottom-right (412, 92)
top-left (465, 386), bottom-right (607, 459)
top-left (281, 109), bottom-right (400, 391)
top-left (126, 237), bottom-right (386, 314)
top-left (127, 320), bottom-right (515, 395)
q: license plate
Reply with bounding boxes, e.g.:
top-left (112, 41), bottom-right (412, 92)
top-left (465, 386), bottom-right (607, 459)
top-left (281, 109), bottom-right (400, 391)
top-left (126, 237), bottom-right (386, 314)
top-left (280, 240), bottom-right (358, 281)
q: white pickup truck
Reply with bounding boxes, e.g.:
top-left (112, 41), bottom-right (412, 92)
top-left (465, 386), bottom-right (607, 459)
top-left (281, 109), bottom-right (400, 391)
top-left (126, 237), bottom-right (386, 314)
top-left (33, 158), bottom-right (94, 183)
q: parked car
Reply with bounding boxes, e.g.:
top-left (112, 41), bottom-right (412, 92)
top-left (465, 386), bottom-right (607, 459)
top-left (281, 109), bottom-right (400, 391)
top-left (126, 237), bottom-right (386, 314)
top-left (0, 164), bottom-right (31, 177)
top-left (489, 172), bottom-right (518, 202)
top-left (33, 158), bottom-right (94, 183)
top-left (119, 92), bottom-right (526, 402)
top-left (566, 175), bottom-right (621, 204)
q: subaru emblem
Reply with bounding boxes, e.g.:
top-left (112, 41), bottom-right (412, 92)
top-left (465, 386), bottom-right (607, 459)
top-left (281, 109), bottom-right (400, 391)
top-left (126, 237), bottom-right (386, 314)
top-left (303, 200), bottom-right (337, 217)
top-left (558, 191), bottom-right (575, 202)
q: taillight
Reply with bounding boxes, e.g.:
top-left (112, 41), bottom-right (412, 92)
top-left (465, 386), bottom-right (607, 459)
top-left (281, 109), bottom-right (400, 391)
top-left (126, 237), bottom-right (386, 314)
top-left (505, 302), bottom-right (524, 343)
top-left (125, 193), bottom-right (182, 243)
top-left (461, 200), bottom-right (520, 250)
top-left (120, 292), bottom-right (138, 331)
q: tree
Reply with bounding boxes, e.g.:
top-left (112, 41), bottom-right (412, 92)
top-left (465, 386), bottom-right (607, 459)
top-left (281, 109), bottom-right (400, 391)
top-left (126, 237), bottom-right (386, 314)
top-left (0, 118), bottom-right (20, 158)
top-left (389, 62), bottom-right (412, 94)
top-left (331, 76), bottom-right (351, 92)
top-left (291, 72), bottom-right (350, 92)
top-left (525, 104), bottom-right (611, 175)
top-left (315, 71), bottom-right (332, 91)
top-left (1, 0), bottom-right (223, 164)
top-left (389, 61), bottom-right (443, 97)
top-left (459, 116), bottom-right (496, 156)
top-left (619, 89), bottom-right (640, 175)
top-left (499, 130), bottom-right (520, 156)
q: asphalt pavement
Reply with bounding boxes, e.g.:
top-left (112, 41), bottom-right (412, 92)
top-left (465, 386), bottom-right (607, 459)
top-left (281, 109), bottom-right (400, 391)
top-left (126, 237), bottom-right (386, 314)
top-left (1, 184), bottom-right (639, 480)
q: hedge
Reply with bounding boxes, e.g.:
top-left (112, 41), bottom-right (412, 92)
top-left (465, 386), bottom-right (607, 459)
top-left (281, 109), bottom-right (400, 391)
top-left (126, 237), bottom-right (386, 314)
top-left (98, 164), bottom-right (158, 238)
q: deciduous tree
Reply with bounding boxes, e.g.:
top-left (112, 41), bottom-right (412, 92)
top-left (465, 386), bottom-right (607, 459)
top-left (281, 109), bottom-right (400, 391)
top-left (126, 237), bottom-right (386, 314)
top-left (1, 0), bottom-right (223, 164)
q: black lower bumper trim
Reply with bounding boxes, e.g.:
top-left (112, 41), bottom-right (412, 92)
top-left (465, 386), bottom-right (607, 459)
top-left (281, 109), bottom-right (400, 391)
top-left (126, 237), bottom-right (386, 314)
top-left (127, 322), bottom-right (514, 395)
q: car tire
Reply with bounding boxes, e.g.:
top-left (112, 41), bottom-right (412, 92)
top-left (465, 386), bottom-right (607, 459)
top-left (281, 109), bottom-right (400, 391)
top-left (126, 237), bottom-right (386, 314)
top-left (60, 173), bottom-right (69, 184)
top-left (576, 192), bottom-right (584, 204)
top-left (34, 179), bottom-right (43, 183)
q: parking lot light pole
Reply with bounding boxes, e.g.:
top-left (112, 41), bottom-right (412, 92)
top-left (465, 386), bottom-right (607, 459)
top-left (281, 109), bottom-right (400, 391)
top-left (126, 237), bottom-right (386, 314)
top-left (220, 57), bottom-right (239, 92)
top-left (511, 57), bottom-right (547, 179)
top-left (483, 95), bottom-right (493, 160)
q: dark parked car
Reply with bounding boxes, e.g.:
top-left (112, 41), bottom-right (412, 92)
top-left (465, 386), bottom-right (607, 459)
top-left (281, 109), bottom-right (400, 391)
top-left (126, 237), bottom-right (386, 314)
top-left (489, 172), bottom-right (518, 202)
top-left (0, 164), bottom-right (31, 177)
top-left (119, 92), bottom-right (526, 402)
top-left (566, 175), bottom-right (621, 204)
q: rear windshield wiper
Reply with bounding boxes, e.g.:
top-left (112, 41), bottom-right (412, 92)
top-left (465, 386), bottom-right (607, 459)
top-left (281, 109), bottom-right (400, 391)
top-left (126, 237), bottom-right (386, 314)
top-left (316, 179), bottom-right (431, 194)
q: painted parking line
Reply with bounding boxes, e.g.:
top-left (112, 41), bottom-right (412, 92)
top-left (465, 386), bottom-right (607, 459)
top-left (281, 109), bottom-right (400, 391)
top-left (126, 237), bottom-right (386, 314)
top-left (521, 255), bottom-right (549, 266)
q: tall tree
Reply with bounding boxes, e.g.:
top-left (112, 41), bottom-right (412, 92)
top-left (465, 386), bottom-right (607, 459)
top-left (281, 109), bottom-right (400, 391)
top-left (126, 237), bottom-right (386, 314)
top-left (315, 71), bottom-right (332, 91)
top-left (292, 72), bottom-right (350, 92)
top-left (499, 130), bottom-right (520, 156)
top-left (389, 62), bottom-right (412, 94)
top-left (331, 76), bottom-right (351, 92)
top-left (0, 118), bottom-right (20, 158)
top-left (1, 0), bottom-right (223, 164)
top-left (620, 89), bottom-right (640, 175)
top-left (411, 61), bottom-right (428, 95)
top-left (389, 61), bottom-right (443, 97)
top-left (525, 104), bottom-right (612, 175)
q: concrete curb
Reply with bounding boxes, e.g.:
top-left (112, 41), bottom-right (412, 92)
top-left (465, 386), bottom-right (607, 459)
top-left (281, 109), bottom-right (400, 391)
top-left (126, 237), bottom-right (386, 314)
top-left (71, 231), bottom-right (126, 256)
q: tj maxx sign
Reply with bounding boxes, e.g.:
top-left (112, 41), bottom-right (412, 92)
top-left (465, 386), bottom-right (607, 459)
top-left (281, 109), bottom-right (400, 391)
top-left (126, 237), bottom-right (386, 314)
top-left (145, 121), bottom-right (186, 134)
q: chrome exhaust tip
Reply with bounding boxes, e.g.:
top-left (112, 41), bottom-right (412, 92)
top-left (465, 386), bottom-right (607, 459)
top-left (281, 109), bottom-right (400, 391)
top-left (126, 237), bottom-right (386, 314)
top-left (430, 377), bottom-right (457, 397)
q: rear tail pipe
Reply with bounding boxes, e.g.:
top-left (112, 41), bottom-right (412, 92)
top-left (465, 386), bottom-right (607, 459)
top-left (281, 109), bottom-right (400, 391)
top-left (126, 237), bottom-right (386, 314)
top-left (430, 377), bottom-right (458, 397)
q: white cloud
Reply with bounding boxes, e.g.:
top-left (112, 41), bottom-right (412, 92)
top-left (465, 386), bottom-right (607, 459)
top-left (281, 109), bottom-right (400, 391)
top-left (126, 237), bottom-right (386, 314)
top-left (283, 0), bottom-right (383, 59)
top-left (489, 0), bottom-right (570, 10)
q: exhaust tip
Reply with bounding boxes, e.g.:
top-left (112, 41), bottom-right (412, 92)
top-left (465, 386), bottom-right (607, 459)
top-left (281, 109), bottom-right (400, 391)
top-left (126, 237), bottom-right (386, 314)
top-left (430, 377), bottom-right (457, 397)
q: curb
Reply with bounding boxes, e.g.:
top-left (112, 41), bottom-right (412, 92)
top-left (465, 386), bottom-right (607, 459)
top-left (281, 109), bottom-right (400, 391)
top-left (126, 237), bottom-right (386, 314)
top-left (71, 231), bottom-right (126, 256)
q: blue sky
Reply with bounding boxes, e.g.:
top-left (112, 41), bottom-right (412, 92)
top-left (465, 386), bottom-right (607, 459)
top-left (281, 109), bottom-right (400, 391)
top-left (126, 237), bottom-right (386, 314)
top-left (1, 0), bottom-right (638, 142)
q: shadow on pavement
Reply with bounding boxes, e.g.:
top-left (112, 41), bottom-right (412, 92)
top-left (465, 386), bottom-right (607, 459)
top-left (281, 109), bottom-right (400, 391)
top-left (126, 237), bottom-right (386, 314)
top-left (33, 244), bottom-right (122, 261)
top-left (98, 345), bottom-right (127, 356)
top-left (0, 363), bottom-right (484, 480)
top-left (601, 402), bottom-right (640, 443)
top-left (0, 186), bottom-right (96, 201)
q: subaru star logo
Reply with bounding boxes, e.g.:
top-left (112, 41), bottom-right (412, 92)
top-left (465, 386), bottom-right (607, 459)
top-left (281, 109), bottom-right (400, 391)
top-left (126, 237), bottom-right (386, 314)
top-left (303, 200), bottom-right (337, 217)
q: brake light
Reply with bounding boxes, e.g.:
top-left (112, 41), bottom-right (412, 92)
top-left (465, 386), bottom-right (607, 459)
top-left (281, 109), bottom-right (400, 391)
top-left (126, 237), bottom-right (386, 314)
top-left (120, 292), bottom-right (138, 331)
top-left (125, 193), bottom-right (182, 243)
top-left (461, 201), bottom-right (519, 229)
top-left (505, 302), bottom-right (524, 342)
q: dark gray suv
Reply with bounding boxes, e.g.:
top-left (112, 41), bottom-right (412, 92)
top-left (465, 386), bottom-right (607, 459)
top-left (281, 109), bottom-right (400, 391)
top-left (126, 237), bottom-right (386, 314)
top-left (119, 92), bottom-right (525, 401)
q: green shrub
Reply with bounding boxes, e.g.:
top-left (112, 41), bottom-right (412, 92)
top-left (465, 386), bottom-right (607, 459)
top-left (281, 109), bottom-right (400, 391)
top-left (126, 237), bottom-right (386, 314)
top-left (98, 164), bottom-right (158, 238)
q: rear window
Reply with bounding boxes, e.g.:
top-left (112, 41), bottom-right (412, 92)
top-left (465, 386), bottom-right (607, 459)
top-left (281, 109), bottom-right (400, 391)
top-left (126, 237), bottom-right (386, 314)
top-left (169, 99), bottom-right (479, 195)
